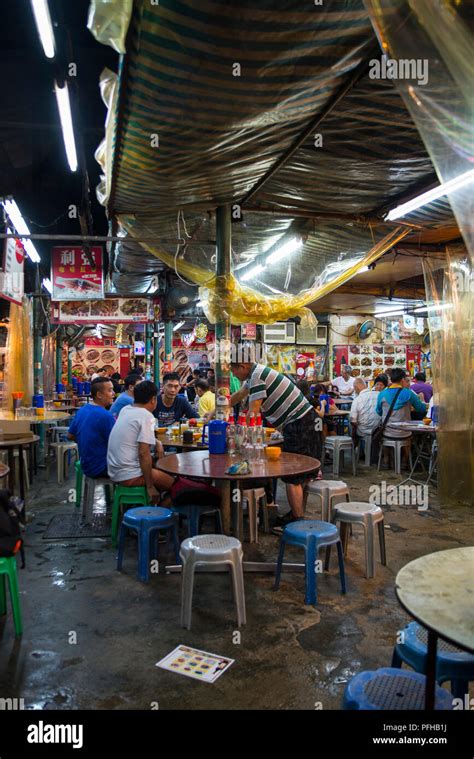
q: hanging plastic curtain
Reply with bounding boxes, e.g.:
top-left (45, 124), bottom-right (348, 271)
top-left (87, 0), bottom-right (133, 54)
top-left (364, 0), bottom-right (474, 257)
top-left (3, 298), bottom-right (33, 408)
top-left (42, 335), bottom-right (56, 401)
top-left (423, 247), bottom-right (472, 506)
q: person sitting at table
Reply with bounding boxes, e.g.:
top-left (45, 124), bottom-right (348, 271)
top-left (350, 378), bottom-right (382, 446)
top-left (107, 380), bottom-right (176, 503)
top-left (231, 349), bottom-right (322, 533)
top-left (375, 368), bottom-right (427, 467)
top-left (68, 377), bottom-right (115, 478)
top-left (373, 374), bottom-right (389, 393)
top-left (410, 372), bottom-right (433, 403)
top-left (153, 372), bottom-right (199, 426)
top-left (109, 374), bottom-right (142, 418)
top-left (311, 382), bottom-right (336, 437)
top-left (195, 379), bottom-right (216, 419)
top-left (183, 368), bottom-right (201, 403)
top-left (331, 365), bottom-right (355, 397)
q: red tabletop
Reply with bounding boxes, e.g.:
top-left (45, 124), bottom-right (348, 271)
top-left (157, 450), bottom-right (320, 481)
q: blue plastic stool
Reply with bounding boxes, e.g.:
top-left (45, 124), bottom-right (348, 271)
top-left (392, 622), bottom-right (474, 699)
top-left (172, 504), bottom-right (223, 537)
top-left (274, 520), bottom-right (346, 606)
top-left (116, 507), bottom-right (180, 582)
top-left (343, 667), bottom-right (453, 710)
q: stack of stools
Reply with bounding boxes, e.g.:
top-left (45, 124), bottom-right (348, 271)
top-left (274, 520), bottom-right (346, 606)
top-left (111, 485), bottom-right (149, 546)
top-left (324, 437), bottom-right (356, 477)
top-left (0, 555), bottom-right (22, 636)
top-left (331, 501), bottom-right (386, 579)
top-left (304, 479), bottom-right (350, 522)
top-left (392, 622), bottom-right (474, 698)
top-left (117, 506), bottom-right (180, 582)
top-left (343, 667), bottom-right (453, 710)
top-left (180, 535), bottom-right (246, 629)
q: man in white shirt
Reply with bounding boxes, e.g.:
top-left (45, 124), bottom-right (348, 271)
top-left (331, 365), bottom-right (355, 396)
top-left (107, 380), bottom-right (175, 503)
top-left (350, 377), bottom-right (384, 437)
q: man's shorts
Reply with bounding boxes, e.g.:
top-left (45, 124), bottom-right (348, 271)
top-left (281, 408), bottom-right (322, 485)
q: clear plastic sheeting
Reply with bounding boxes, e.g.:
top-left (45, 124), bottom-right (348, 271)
top-left (423, 248), bottom-right (473, 507)
top-left (365, 0), bottom-right (474, 256)
top-left (87, 0), bottom-right (133, 54)
top-left (94, 68), bottom-right (120, 207)
top-left (3, 298), bottom-right (33, 407)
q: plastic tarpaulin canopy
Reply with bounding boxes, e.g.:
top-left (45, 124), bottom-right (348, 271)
top-left (91, 0), bottom-right (458, 320)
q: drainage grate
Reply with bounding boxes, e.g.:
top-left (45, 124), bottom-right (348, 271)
top-left (42, 513), bottom-right (110, 540)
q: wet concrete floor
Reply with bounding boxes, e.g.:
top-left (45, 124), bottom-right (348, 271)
top-left (0, 461), bottom-right (472, 710)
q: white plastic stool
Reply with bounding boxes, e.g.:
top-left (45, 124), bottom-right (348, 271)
top-left (82, 476), bottom-right (114, 523)
top-left (332, 501), bottom-right (386, 579)
top-left (304, 479), bottom-right (350, 521)
top-left (242, 487), bottom-right (269, 542)
top-left (49, 441), bottom-right (78, 484)
top-left (179, 534), bottom-right (246, 629)
top-left (378, 438), bottom-right (413, 475)
top-left (325, 437), bottom-right (356, 477)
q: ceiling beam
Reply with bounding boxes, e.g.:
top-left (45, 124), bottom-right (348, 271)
top-left (239, 42), bottom-right (381, 207)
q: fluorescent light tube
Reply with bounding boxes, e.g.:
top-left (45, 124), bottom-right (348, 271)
top-left (241, 264), bottom-right (265, 282)
top-left (412, 304), bottom-right (454, 313)
top-left (55, 82), bottom-right (78, 172)
top-left (42, 278), bottom-right (52, 294)
top-left (31, 0), bottom-right (55, 59)
top-left (386, 169), bottom-right (474, 221)
top-left (266, 237), bottom-right (302, 265)
top-left (173, 321), bottom-right (185, 331)
top-left (374, 308), bottom-right (406, 317)
top-left (2, 199), bottom-right (41, 262)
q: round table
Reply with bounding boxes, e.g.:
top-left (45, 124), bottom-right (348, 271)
top-left (157, 450), bottom-right (320, 534)
top-left (395, 547), bottom-right (474, 709)
top-left (0, 435), bottom-right (40, 506)
top-left (155, 432), bottom-right (208, 451)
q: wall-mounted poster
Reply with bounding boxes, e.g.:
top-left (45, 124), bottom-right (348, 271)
top-left (51, 246), bottom-right (104, 300)
top-left (334, 344), bottom-right (409, 379)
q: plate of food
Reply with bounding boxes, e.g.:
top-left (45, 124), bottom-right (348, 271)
top-left (101, 349), bottom-right (115, 362)
top-left (373, 356), bottom-right (384, 365)
top-left (90, 300), bottom-right (118, 316)
top-left (385, 357), bottom-right (395, 366)
top-left (86, 349), bottom-right (100, 362)
top-left (101, 364), bottom-right (115, 373)
top-left (350, 357), bottom-right (360, 366)
top-left (87, 365), bottom-right (98, 374)
top-left (361, 345), bottom-right (372, 354)
top-left (373, 345), bottom-right (384, 354)
top-left (395, 345), bottom-right (406, 354)
top-left (361, 368), bottom-right (372, 377)
top-left (395, 357), bottom-right (406, 365)
top-left (351, 369), bottom-right (361, 377)
top-left (349, 345), bottom-right (360, 355)
top-left (384, 345), bottom-right (395, 355)
top-left (60, 301), bottom-right (90, 316)
top-left (373, 367), bottom-right (384, 378)
top-left (120, 299), bottom-right (148, 316)
top-left (361, 357), bottom-right (372, 366)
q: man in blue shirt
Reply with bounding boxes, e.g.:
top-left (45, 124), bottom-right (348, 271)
top-left (153, 372), bottom-right (199, 426)
top-left (110, 374), bottom-right (141, 418)
top-left (68, 378), bottom-right (116, 477)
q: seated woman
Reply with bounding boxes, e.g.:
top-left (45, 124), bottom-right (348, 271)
top-left (311, 383), bottom-right (337, 438)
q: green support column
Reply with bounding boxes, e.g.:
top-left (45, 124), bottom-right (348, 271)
top-left (33, 295), bottom-right (43, 395)
top-left (67, 347), bottom-right (72, 385)
top-left (145, 323), bottom-right (152, 380)
top-left (164, 321), bottom-right (173, 364)
top-left (215, 205), bottom-right (232, 534)
top-left (153, 321), bottom-right (161, 387)
top-left (55, 329), bottom-right (62, 385)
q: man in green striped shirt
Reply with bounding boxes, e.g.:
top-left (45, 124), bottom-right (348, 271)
top-left (231, 360), bottom-right (322, 527)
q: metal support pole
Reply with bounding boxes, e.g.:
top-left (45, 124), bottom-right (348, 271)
top-left (153, 321), bottom-right (161, 387)
top-left (67, 347), bottom-right (72, 385)
top-left (145, 323), bottom-right (152, 380)
top-left (215, 205), bottom-right (232, 533)
top-left (55, 329), bottom-right (62, 385)
top-left (164, 321), bottom-right (173, 364)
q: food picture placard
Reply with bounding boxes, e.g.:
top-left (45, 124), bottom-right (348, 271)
top-left (51, 246), bottom-right (104, 300)
top-left (340, 343), bottom-right (408, 378)
top-left (52, 298), bottom-right (154, 323)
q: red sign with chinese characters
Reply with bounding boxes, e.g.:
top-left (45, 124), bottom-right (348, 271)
top-left (51, 246), bottom-right (104, 301)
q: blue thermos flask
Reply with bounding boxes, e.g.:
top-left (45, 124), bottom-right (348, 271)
top-left (203, 419), bottom-right (228, 454)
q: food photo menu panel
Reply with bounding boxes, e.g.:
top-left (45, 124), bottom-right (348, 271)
top-left (334, 344), bottom-right (408, 378)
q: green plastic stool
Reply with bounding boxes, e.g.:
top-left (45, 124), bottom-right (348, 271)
top-left (74, 461), bottom-right (83, 508)
top-left (111, 485), bottom-right (149, 547)
top-left (0, 556), bottom-right (22, 636)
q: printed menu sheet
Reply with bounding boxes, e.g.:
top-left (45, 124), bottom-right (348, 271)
top-left (347, 343), bottom-right (407, 378)
top-left (156, 645), bottom-right (234, 683)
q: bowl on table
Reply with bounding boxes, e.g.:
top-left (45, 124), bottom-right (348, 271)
top-left (423, 418), bottom-right (432, 425)
top-left (265, 446), bottom-right (281, 460)
top-left (156, 427), bottom-right (168, 434)
top-left (264, 427), bottom-right (276, 437)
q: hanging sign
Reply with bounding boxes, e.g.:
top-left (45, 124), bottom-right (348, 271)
top-left (1, 234), bottom-right (24, 305)
top-left (51, 246), bottom-right (104, 300)
top-left (51, 298), bottom-right (154, 324)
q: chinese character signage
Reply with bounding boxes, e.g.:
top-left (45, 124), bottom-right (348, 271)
top-left (51, 246), bottom-right (104, 300)
top-left (1, 234), bottom-right (25, 305)
top-left (51, 298), bottom-right (154, 323)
